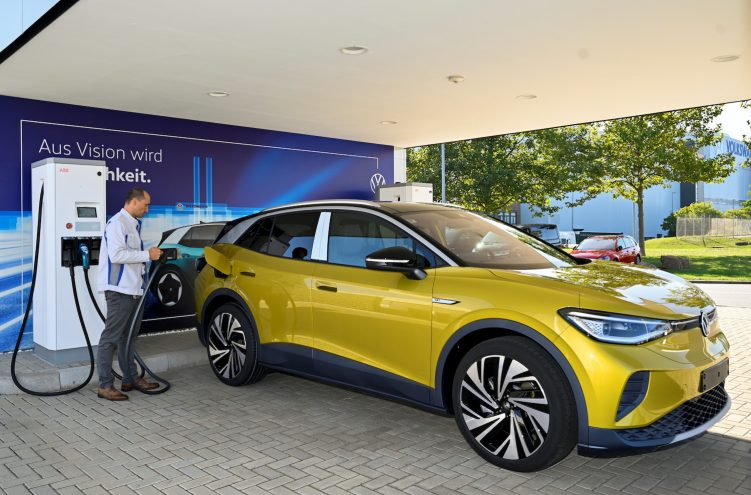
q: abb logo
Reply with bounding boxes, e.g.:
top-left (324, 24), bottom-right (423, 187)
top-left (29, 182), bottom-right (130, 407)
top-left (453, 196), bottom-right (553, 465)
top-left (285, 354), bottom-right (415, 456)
top-left (58, 167), bottom-right (70, 173)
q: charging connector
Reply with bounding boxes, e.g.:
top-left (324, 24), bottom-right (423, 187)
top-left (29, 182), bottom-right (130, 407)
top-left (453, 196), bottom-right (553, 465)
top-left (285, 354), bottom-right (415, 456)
top-left (79, 243), bottom-right (90, 270)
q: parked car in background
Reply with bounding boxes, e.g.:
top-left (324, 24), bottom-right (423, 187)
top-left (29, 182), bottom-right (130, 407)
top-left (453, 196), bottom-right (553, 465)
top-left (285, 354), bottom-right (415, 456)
top-left (194, 201), bottom-right (728, 471)
top-left (151, 221), bottom-right (227, 309)
top-left (520, 223), bottom-right (561, 246)
top-left (570, 234), bottom-right (641, 263)
top-left (142, 221), bottom-right (227, 333)
top-left (558, 231), bottom-right (577, 248)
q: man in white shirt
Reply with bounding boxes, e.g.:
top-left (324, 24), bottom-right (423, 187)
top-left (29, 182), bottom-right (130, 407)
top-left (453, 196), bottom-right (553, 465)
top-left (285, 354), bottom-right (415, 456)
top-left (96, 188), bottom-right (162, 401)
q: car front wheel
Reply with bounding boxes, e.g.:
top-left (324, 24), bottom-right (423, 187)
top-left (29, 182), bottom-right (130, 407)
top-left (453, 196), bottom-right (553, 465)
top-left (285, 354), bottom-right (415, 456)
top-left (207, 303), bottom-right (267, 386)
top-left (451, 336), bottom-right (577, 472)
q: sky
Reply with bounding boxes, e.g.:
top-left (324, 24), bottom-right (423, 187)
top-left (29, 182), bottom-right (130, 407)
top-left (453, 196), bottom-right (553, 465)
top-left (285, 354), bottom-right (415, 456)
top-left (714, 101), bottom-right (750, 142)
top-left (0, 0), bottom-right (58, 52)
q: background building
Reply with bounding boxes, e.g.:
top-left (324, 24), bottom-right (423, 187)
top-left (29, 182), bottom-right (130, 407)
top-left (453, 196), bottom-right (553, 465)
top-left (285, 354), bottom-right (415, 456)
top-left (520, 134), bottom-right (751, 238)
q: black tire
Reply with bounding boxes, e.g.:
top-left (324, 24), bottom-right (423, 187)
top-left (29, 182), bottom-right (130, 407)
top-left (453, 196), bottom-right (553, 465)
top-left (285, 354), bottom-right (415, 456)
top-left (635, 255), bottom-right (641, 264)
top-left (151, 265), bottom-right (185, 308)
top-left (451, 336), bottom-right (577, 472)
top-left (207, 303), bottom-right (267, 386)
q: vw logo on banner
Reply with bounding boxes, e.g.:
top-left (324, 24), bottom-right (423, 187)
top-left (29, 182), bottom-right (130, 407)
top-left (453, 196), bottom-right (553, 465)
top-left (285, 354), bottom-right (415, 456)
top-left (370, 173), bottom-right (386, 193)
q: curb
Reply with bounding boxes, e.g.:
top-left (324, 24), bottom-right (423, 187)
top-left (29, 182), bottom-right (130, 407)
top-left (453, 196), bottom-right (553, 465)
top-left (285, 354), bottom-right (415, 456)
top-left (691, 281), bottom-right (751, 285)
top-left (0, 330), bottom-right (206, 395)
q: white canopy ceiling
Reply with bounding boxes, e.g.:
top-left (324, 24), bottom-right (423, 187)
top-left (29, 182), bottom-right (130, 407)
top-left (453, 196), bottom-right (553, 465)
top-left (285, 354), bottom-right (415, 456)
top-left (0, 0), bottom-right (748, 148)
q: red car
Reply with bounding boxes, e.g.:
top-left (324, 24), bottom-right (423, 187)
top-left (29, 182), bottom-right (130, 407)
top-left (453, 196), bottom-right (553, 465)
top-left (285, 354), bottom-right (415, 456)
top-left (570, 235), bottom-right (641, 264)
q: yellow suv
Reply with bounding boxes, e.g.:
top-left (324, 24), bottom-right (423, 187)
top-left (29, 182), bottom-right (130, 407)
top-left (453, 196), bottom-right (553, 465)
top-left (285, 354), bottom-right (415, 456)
top-left (194, 200), bottom-right (730, 471)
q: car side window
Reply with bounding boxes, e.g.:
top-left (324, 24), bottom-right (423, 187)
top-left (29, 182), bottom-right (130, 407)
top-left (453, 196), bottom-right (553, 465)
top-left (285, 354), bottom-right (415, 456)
top-left (236, 213), bottom-right (319, 260)
top-left (265, 212), bottom-right (319, 260)
top-left (236, 217), bottom-right (274, 253)
top-left (180, 224), bottom-right (224, 248)
top-left (617, 238), bottom-right (626, 250)
top-left (328, 212), bottom-right (435, 268)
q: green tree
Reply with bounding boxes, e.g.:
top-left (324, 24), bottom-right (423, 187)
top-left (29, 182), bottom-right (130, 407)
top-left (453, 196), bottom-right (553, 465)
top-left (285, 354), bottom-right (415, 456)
top-left (661, 212), bottom-right (677, 237)
top-left (674, 201), bottom-right (724, 218)
top-left (407, 125), bottom-right (600, 216)
top-left (724, 195), bottom-right (751, 219)
top-left (724, 208), bottom-right (751, 219)
top-left (596, 106), bottom-right (735, 256)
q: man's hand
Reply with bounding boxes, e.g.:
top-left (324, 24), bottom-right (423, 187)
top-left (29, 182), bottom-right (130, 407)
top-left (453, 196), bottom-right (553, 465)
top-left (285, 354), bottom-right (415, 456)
top-left (148, 247), bottom-right (163, 261)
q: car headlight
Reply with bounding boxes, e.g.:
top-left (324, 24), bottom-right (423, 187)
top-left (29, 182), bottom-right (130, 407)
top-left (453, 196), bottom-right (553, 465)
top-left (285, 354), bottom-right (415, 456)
top-left (559, 309), bottom-right (674, 344)
top-left (597, 255), bottom-right (611, 260)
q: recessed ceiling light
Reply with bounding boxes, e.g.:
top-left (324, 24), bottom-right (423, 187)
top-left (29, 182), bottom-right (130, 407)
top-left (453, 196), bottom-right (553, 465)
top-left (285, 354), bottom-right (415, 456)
top-left (208, 91), bottom-right (229, 97)
top-left (711, 54), bottom-right (740, 63)
top-left (380, 120), bottom-right (397, 125)
top-left (447, 75), bottom-right (465, 84)
top-left (516, 94), bottom-right (538, 100)
top-left (340, 46), bottom-right (368, 55)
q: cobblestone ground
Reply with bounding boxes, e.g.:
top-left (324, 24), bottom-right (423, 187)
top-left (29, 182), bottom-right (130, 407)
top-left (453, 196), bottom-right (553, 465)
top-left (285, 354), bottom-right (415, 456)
top-left (1, 307), bottom-right (749, 495)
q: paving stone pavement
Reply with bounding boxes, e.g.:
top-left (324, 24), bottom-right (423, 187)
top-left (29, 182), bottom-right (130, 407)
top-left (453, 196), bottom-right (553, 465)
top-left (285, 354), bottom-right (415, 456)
top-left (1, 307), bottom-right (749, 495)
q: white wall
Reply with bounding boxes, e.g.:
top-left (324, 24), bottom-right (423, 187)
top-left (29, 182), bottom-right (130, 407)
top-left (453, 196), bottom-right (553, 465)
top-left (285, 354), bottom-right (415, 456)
top-left (393, 147), bottom-right (407, 183)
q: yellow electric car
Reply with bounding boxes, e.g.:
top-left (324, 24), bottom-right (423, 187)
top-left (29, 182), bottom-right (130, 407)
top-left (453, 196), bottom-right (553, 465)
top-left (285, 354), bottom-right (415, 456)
top-left (194, 200), bottom-right (730, 471)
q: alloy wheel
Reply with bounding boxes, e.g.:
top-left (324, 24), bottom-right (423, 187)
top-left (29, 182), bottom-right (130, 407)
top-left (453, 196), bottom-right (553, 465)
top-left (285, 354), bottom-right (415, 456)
top-left (156, 271), bottom-right (182, 306)
top-left (208, 312), bottom-right (247, 379)
top-left (460, 355), bottom-right (550, 460)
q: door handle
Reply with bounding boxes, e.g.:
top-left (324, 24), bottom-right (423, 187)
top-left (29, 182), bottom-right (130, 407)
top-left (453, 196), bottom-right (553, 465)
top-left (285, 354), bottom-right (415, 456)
top-left (315, 283), bottom-right (337, 292)
top-left (240, 270), bottom-right (256, 278)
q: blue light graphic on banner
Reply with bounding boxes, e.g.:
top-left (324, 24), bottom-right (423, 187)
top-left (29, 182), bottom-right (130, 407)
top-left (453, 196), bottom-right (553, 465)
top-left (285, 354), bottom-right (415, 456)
top-left (193, 156), bottom-right (201, 206)
top-left (206, 157), bottom-right (213, 205)
top-left (270, 160), bottom-right (349, 206)
top-left (0, 212), bottom-right (33, 351)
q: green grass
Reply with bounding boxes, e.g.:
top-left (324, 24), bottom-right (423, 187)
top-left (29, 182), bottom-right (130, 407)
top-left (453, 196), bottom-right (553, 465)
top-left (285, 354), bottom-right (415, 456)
top-left (642, 236), bottom-right (751, 281)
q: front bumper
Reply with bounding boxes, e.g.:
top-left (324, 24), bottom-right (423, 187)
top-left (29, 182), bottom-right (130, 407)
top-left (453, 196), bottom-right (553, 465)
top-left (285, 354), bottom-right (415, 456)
top-left (579, 384), bottom-right (730, 454)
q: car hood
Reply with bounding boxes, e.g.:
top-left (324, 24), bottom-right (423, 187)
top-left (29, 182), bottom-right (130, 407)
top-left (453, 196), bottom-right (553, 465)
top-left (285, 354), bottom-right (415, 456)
top-left (489, 261), bottom-right (714, 319)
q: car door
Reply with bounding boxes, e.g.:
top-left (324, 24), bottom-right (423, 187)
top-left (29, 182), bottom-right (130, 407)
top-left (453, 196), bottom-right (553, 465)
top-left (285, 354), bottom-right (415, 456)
top-left (615, 237), bottom-right (627, 262)
top-left (310, 210), bottom-right (436, 398)
top-left (230, 211), bottom-right (319, 348)
top-left (628, 236), bottom-right (640, 261)
top-left (621, 237), bottom-right (635, 263)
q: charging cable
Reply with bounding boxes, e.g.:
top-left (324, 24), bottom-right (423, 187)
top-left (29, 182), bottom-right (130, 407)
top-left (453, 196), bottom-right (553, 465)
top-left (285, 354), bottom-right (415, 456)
top-left (10, 185), bottom-right (96, 396)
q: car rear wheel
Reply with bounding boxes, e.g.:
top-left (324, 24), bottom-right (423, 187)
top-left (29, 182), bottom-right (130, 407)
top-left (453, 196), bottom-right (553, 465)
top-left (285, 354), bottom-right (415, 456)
top-left (451, 336), bottom-right (577, 472)
top-left (635, 255), bottom-right (641, 264)
top-left (207, 303), bottom-right (267, 386)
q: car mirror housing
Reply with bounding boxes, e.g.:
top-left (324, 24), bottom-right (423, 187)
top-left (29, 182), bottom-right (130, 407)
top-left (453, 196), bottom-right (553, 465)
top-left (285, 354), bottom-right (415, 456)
top-left (204, 246), bottom-right (232, 276)
top-left (365, 246), bottom-right (427, 280)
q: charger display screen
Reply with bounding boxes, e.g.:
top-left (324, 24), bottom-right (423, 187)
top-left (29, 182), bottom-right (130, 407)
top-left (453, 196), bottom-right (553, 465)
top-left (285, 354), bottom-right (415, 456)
top-left (77, 207), bottom-right (97, 218)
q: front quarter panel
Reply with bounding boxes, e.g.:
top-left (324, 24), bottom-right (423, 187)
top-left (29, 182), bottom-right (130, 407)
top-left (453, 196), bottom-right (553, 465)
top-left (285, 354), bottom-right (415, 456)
top-left (430, 267), bottom-right (579, 386)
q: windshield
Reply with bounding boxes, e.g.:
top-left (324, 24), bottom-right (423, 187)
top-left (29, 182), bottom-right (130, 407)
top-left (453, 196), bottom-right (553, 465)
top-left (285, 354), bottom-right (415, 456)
top-left (537, 227), bottom-right (558, 240)
top-left (577, 238), bottom-right (616, 251)
top-left (398, 209), bottom-right (576, 270)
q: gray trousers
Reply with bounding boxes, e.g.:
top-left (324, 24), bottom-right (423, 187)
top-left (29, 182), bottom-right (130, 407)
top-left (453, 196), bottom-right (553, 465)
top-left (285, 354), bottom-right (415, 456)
top-left (96, 291), bottom-right (145, 388)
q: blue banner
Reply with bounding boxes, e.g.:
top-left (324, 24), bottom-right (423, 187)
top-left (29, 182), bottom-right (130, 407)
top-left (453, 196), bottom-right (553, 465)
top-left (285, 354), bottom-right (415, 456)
top-left (0, 95), bottom-right (394, 351)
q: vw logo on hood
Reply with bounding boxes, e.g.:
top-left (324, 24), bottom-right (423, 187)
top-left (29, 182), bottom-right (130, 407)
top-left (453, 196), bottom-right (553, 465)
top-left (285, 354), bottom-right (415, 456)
top-left (700, 311), bottom-right (711, 337)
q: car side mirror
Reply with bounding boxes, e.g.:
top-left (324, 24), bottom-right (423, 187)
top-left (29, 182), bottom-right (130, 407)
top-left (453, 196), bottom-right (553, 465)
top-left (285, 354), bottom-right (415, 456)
top-left (365, 246), bottom-right (427, 280)
top-left (204, 246), bottom-right (232, 276)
